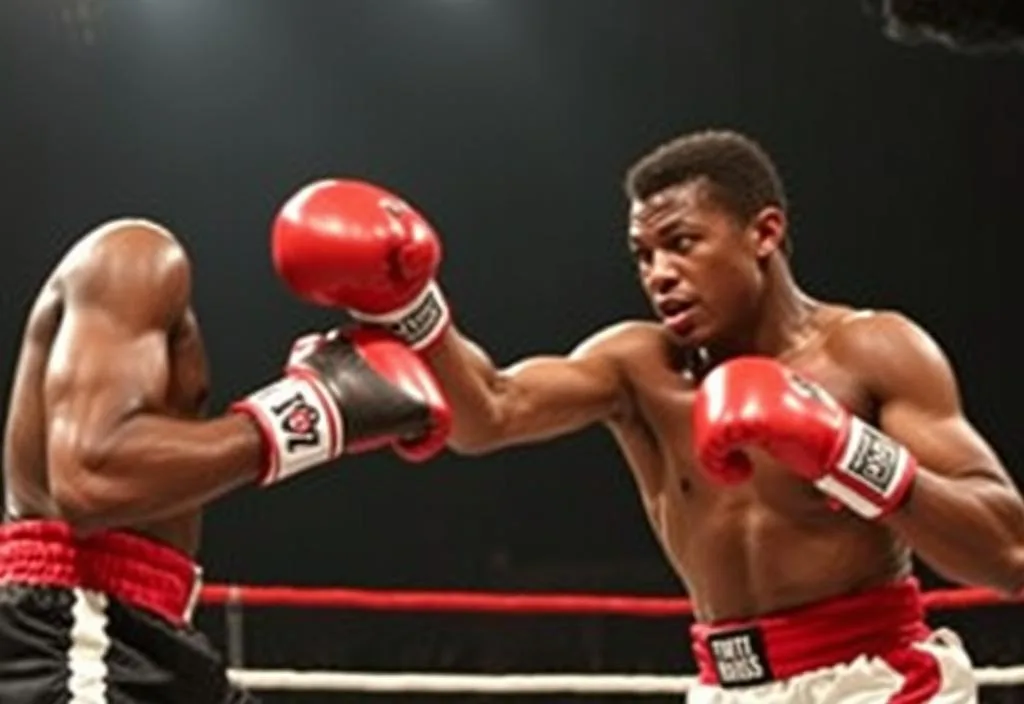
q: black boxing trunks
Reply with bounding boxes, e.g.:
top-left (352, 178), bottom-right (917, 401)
top-left (688, 578), bottom-right (977, 703)
top-left (0, 520), bottom-right (257, 704)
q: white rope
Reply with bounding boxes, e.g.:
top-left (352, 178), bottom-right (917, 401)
top-left (975, 666), bottom-right (1024, 686)
top-left (228, 666), bottom-right (1024, 693)
top-left (230, 671), bottom-right (694, 694)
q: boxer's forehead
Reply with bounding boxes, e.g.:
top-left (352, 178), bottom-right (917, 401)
top-left (628, 180), bottom-right (710, 239)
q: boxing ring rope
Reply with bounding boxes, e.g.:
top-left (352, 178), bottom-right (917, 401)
top-left (199, 583), bottom-right (1024, 694)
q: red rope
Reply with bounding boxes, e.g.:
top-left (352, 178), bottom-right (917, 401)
top-left (200, 584), bottom-right (1022, 616)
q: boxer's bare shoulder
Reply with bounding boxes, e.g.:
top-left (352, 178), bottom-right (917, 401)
top-left (54, 218), bottom-right (191, 321)
top-left (823, 310), bottom-right (949, 379)
top-left (811, 308), bottom-right (965, 420)
top-left (571, 319), bottom-right (683, 412)
top-left (17, 219), bottom-right (186, 346)
top-left (577, 320), bottom-right (670, 363)
top-left (588, 319), bottom-right (688, 381)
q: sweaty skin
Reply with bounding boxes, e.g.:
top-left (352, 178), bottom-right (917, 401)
top-left (424, 181), bottom-right (1024, 622)
top-left (3, 220), bottom-right (264, 554)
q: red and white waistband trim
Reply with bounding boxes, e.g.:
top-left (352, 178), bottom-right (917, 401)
top-left (0, 520), bottom-right (202, 627)
top-left (691, 578), bottom-right (931, 687)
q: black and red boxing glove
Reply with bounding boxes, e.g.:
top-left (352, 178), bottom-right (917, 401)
top-left (271, 179), bottom-right (451, 352)
top-left (232, 327), bottom-right (451, 485)
top-left (693, 356), bottom-right (917, 519)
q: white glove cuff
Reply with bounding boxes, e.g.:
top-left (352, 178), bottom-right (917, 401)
top-left (350, 281), bottom-right (450, 351)
top-left (235, 372), bottom-right (345, 485)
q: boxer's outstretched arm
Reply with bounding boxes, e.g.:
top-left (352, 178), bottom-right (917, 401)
top-left (426, 324), bottom-right (634, 454)
top-left (46, 222), bottom-right (264, 533)
top-left (837, 313), bottom-right (1024, 594)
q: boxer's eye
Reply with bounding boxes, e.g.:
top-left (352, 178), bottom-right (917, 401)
top-left (666, 235), bottom-right (695, 253)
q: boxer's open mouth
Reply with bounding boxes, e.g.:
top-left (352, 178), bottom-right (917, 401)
top-left (656, 298), bottom-right (699, 333)
top-left (656, 298), bottom-right (696, 319)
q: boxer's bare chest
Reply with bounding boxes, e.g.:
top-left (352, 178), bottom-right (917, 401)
top-left (618, 331), bottom-right (871, 507)
top-left (606, 324), bottom-right (903, 618)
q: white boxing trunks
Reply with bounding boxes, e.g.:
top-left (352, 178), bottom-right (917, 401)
top-left (688, 578), bottom-right (976, 703)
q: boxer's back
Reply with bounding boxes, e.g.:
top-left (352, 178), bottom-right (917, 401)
top-left (3, 220), bottom-right (210, 553)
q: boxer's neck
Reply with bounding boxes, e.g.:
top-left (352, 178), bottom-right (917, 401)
top-left (709, 257), bottom-right (816, 363)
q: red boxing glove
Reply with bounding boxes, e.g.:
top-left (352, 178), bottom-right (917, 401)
top-left (272, 179), bottom-right (451, 351)
top-left (693, 357), bottom-right (916, 519)
top-left (233, 326), bottom-right (451, 485)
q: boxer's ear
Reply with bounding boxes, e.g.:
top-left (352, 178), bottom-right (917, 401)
top-left (750, 206), bottom-right (786, 260)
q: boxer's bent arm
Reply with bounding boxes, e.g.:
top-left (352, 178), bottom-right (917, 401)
top-left (45, 224), bottom-right (263, 533)
top-left (426, 324), bottom-right (632, 454)
top-left (840, 313), bottom-right (1024, 594)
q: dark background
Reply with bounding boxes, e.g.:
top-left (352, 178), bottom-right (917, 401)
top-left (2, 1), bottom-right (1023, 701)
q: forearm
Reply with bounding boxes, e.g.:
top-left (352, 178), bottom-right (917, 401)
top-left (55, 412), bottom-right (264, 532)
top-left (426, 327), bottom-right (507, 453)
top-left (423, 321), bottom-right (625, 453)
top-left (885, 468), bottom-right (1024, 594)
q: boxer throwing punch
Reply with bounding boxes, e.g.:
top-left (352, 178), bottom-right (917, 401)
top-left (1, 219), bottom-right (449, 703)
top-left (272, 129), bottom-right (1024, 702)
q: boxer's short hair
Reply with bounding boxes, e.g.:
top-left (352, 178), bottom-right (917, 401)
top-left (624, 129), bottom-right (789, 236)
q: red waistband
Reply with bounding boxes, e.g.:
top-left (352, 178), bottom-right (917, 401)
top-left (691, 578), bottom-right (930, 688)
top-left (0, 520), bottom-right (202, 627)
